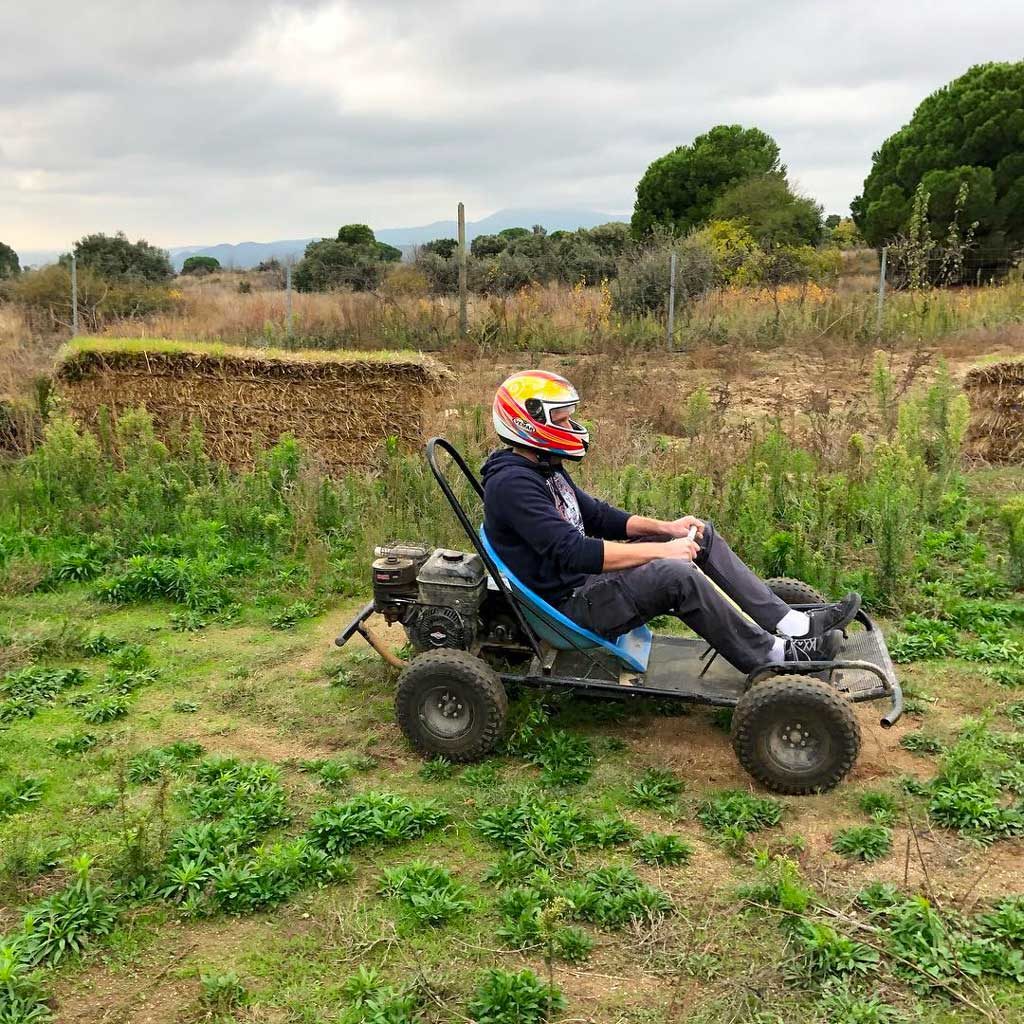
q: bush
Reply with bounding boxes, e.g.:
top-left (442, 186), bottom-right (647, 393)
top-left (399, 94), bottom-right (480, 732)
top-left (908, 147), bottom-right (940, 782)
top-left (4, 264), bottom-right (178, 331)
top-left (181, 255), bottom-right (220, 275)
top-left (612, 234), bottom-right (714, 317)
top-left (293, 225), bottom-right (401, 292)
top-left (64, 231), bottom-right (173, 282)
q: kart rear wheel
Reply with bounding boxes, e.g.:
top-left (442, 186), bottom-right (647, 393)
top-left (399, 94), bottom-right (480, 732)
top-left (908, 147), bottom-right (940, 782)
top-left (731, 674), bottom-right (860, 794)
top-left (395, 650), bottom-right (508, 762)
top-left (765, 577), bottom-right (829, 606)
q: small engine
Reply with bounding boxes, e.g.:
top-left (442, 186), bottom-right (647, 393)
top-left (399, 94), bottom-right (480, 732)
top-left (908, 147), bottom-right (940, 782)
top-left (371, 542), bottom-right (487, 652)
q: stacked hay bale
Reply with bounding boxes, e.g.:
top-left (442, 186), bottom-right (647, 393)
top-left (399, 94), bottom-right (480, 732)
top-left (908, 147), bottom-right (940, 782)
top-left (964, 360), bottom-right (1024, 463)
top-left (55, 339), bottom-right (452, 473)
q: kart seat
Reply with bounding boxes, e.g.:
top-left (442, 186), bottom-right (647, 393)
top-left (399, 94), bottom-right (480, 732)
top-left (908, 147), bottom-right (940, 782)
top-left (479, 526), bottom-right (652, 673)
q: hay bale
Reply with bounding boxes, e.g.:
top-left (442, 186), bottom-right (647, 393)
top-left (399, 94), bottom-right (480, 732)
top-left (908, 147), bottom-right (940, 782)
top-left (54, 338), bottom-right (453, 474)
top-left (964, 360), bottom-right (1024, 463)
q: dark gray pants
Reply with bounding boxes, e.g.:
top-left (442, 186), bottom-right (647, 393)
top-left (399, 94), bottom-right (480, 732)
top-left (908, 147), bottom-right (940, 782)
top-left (558, 522), bottom-right (791, 672)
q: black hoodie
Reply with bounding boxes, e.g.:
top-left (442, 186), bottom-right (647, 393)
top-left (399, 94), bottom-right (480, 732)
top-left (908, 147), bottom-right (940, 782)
top-left (481, 448), bottom-right (631, 605)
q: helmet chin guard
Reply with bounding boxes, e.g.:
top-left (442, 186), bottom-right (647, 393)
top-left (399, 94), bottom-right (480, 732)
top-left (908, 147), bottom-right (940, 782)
top-left (492, 370), bottom-right (589, 460)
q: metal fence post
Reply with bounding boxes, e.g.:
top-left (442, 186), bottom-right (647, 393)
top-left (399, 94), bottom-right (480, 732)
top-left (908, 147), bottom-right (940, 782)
top-left (457, 202), bottom-right (468, 340)
top-left (875, 246), bottom-right (887, 334)
top-left (285, 262), bottom-right (293, 340)
top-left (666, 251), bottom-right (677, 350)
top-left (71, 253), bottom-right (79, 336)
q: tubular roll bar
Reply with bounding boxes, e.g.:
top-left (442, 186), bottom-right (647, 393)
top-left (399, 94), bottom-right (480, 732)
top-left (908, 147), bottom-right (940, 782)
top-left (425, 437), bottom-right (548, 667)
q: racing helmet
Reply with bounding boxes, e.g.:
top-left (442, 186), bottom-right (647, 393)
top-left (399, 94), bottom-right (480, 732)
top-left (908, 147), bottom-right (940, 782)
top-left (492, 370), bottom-right (589, 461)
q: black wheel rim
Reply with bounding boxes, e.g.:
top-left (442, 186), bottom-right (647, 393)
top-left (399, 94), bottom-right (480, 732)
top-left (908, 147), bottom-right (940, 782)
top-left (418, 684), bottom-right (474, 740)
top-left (762, 713), bottom-right (832, 775)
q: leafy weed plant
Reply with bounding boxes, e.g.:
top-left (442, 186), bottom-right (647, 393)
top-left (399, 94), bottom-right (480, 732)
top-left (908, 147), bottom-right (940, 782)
top-left (633, 832), bottom-right (694, 866)
top-left (832, 825), bottom-right (893, 862)
top-left (306, 791), bottom-right (447, 854)
top-left (80, 694), bottom-right (130, 724)
top-left (468, 968), bottom-right (564, 1024)
top-left (418, 757), bottom-right (454, 781)
top-left (475, 794), bottom-right (632, 864)
top-left (378, 861), bottom-right (472, 926)
top-left (899, 732), bottom-right (944, 756)
top-left (627, 767), bottom-right (683, 812)
top-left (563, 866), bottom-right (672, 928)
top-left (0, 777), bottom-right (43, 820)
top-left (18, 855), bottom-right (118, 966)
top-left (525, 729), bottom-right (594, 786)
top-left (697, 790), bottom-right (783, 836)
top-left (857, 790), bottom-right (899, 825)
top-left (198, 971), bottom-right (248, 1013)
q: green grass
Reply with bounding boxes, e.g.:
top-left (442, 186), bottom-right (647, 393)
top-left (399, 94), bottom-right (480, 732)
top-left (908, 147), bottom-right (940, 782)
top-left (2, 391), bottom-right (1024, 1023)
top-left (59, 335), bottom-right (441, 367)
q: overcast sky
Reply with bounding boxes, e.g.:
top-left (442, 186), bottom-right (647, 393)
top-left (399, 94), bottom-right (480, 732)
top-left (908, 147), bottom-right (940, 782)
top-left (3, 1), bottom-right (1022, 253)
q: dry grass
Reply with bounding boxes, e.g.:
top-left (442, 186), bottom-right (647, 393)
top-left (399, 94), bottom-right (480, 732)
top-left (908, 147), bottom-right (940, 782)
top-left (0, 305), bottom-right (52, 399)
top-left (99, 270), bottom-right (1024, 357)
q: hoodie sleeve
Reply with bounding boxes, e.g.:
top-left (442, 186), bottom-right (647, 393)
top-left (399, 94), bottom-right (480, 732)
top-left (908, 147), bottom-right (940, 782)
top-left (490, 471), bottom-right (606, 575)
top-left (569, 476), bottom-right (632, 541)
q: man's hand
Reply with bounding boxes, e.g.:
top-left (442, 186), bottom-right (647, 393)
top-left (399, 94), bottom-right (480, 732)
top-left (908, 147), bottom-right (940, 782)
top-left (664, 515), bottom-right (705, 540)
top-left (656, 537), bottom-right (700, 560)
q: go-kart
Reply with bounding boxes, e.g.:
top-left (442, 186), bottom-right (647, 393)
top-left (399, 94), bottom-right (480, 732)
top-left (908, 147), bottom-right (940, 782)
top-left (335, 437), bottom-right (903, 794)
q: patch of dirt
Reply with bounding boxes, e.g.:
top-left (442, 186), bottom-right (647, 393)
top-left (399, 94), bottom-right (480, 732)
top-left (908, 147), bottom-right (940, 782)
top-left (54, 913), bottom-right (316, 1024)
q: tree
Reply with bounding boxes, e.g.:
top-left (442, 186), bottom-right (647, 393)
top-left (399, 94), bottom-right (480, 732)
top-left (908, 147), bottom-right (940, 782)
top-left (62, 231), bottom-right (173, 282)
top-left (632, 124), bottom-right (782, 236)
top-left (420, 238), bottom-right (458, 258)
top-left (852, 62), bottom-right (1024, 256)
top-left (292, 225), bottom-right (401, 292)
top-left (498, 227), bottom-right (530, 241)
top-left (710, 175), bottom-right (823, 246)
top-left (0, 241), bottom-right (20, 279)
top-left (470, 234), bottom-right (506, 258)
top-left (181, 255), bottom-right (221, 275)
top-left (824, 214), bottom-right (842, 230)
top-left (336, 224), bottom-right (376, 245)
top-left (827, 218), bottom-right (862, 249)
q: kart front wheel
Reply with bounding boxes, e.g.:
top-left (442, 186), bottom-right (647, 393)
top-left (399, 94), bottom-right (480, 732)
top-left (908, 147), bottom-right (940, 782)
top-left (395, 650), bottom-right (508, 762)
top-left (731, 674), bottom-right (861, 794)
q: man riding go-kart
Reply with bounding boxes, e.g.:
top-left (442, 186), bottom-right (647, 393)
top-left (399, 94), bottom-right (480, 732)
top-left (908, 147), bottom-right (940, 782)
top-left (483, 370), bottom-right (862, 676)
top-left (335, 368), bottom-right (902, 794)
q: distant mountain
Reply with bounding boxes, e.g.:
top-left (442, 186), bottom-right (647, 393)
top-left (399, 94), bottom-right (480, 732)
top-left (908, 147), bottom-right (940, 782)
top-left (165, 207), bottom-right (627, 271)
top-left (15, 249), bottom-right (62, 269)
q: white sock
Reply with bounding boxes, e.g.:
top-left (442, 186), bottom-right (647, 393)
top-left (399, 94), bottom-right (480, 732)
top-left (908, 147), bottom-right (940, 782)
top-left (776, 609), bottom-right (811, 638)
top-left (768, 636), bottom-right (787, 664)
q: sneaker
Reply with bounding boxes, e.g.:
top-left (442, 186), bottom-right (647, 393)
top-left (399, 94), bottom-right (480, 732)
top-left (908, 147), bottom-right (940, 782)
top-left (784, 628), bottom-right (843, 664)
top-left (806, 593), bottom-right (861, 636)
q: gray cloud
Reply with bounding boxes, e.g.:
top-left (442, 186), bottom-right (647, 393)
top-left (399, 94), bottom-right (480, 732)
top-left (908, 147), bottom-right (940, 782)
top-left (3, 0), bottom-right (1022, 251)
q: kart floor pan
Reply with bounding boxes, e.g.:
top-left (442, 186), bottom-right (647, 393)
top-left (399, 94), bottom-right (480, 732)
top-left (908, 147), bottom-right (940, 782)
top-left (545, 621), bottom-right (897, 708)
